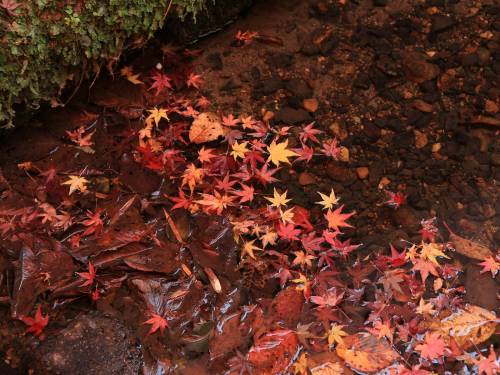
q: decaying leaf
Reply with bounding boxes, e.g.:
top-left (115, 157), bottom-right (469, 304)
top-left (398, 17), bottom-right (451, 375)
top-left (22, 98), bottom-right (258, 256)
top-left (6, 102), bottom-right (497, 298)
top-left (189, 112), bottom-right (226, 144)
top-left (444, 223), bottom-right (493, 260)
top-left (335, 333), bottom-right (399, 373)
top-left (421, 305), bottom-right (498, 348)
top-left (308, 351), bottom-right (353, 375)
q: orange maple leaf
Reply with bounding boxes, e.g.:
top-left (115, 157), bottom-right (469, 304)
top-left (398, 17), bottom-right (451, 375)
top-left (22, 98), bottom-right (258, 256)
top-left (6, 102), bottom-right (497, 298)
top-left (324, 205), bottom-right (354, 231)
top-left (144, 313), bottom-right (168, 335)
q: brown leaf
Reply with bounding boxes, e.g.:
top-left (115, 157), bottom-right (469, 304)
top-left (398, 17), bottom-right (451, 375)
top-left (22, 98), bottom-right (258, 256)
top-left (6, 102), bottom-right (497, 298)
top-left (189, 112), bottom-right (226, 144)
top-left (444, 222), bottom-right (493, 260)
top-left (421, 305), bottom-right (497, 348)
top-left (335, 333), bottom-right (399, 373)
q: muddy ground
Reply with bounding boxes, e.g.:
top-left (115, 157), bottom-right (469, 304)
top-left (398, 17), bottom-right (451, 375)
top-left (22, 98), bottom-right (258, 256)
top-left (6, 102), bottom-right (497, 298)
top-left (0, 0), bottom-right (499, 374)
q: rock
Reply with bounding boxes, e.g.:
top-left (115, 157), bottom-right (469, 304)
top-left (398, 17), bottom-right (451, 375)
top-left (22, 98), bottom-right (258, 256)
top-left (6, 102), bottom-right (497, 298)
top-left (402, 50), bottom-right (439, 83)
top-left (303, 98), bottom-right (319, 113)
top-left (463, 264), bottom-right (499, 310)
top-left (29, 312), bottom-right (142, 375)
top-left (413, 99), bottom-right (434, 113)
top-left (430, 14), bottom-right (455, 34)
top-left (301, 26), bottom-right (339, 56)
top-left (373, 0), bottom-right (388, 6)
top-left (356, 167), bottom-right (369, 180)
top-left (253, 76), bottom-right (283, 96)
top-left (490, 153), bottom-right (500, 166)
top-left (274, 107), bottom-right (312, 125)
top-left (206, 52), bottom-right (223, 70)
top-left (285, 78), bottom-right (313, 99)
top-left (362, 122), bottom-right (381, 140)
top-left (329, 121), bottom-right (349, 140)
top-left (298, 172), bottom-right (316, 185)
top-left (414, 130), bottom-right (429, 149)
top-left (484, 99), bottom-right (498, 114)
top-left (266, 52), bottom-right (294, 68)
top-left (326, 162), bottom-right (356, 185)
top-left (391, 206), bottom-right (420, 232)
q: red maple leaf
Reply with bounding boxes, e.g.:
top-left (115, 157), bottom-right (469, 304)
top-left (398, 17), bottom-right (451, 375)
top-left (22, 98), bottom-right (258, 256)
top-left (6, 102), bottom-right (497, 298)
top-left (77, 261), bottom-right (96, 287)
top-left (254, 164), bottom-right (279, 186)
top-left (277, 222), bottom-right (301, 241)
top-left (144, 313), bottom-right (168, 335)
top-left (148, 71), bottom-right (172, 96)
top-left (299, 122), bottom-right (323, 144)
top-left (167, 189), bottom-right (192, 210)
top-left (1, 0), bottom-right (20, 16)
top-left (478, 256), bottom-right (500, 277)
top-left (324, 205), bottom-right (354, 232)
top-left (293, 144), bottom-right (314, 163)
top-left (21, 306), bottom-right (49, 337)
top-left (475, 346), bottom-right (499, 375)
top-left (310, 288), bottom-right (344, 308)
top-left (301, 232), bottom-right (324, 253)
top-left (385, 190), bottom-right (407, 208)
top-left (416, 333), bottom-right (446, 360)
top-left (186, 72), bottom-right (203, 89)
top-left (321, 138), bottom-right (342, 159)
top-left (82, 209), bottom-right (104, 236)
top-left (233, 183), bottom-right (255, 203)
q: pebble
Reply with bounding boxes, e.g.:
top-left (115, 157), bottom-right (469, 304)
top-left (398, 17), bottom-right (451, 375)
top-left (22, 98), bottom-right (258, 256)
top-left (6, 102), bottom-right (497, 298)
top-left (356, 167), bottom-right (369, 180)
top-left (413, 99), bottom-right (434, 113)
top-left (414, 130), bottom-right (429, 149)
top-left (298, 172), bottom-right (316, 185)
top-left (274, 107), bottom-right (312, 124)
top-left (303, 98), bottom-right (319, 113)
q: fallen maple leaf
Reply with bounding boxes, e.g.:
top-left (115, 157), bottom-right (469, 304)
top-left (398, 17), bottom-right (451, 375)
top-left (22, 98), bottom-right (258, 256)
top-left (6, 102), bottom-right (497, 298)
top-left (61, 175), bottom-right (89, 195)
top-left (148, 71), bottom-right (172, 96)
top-left (144, 313), bottom-right (168, 335)
top-left (265, 188), bottom-right (291, 208)
top-left (478, 256), bottom-right (500, 277)
top-left (186, 72), bottom-right (203, 89)
top-left (474, 346), bottom-right (499, 375)
top-left (324, 205), bottom-right (354, 232)
top-left (266, 139), bottom-right (299, 166)
top-left (230, 140), bottom-right (250, 160)
top-left (385, 190), bottom-right (407, 208)
top-left (147, 107), bottom-right (169, 127)
top-left (416, 333), bottom-right (446, 360)
top-left (120, 66), bottom-right (143, 85)
top-left (316, 189), bottom-right (340, 210)
top-left (21, 306), bottom-right (49, 337)
top-left (233, 183), bottom-right (255, 203)
top-left (77, 261), bottom-right (96, 287)
top-left (327, 324), bottom-right (348, 347)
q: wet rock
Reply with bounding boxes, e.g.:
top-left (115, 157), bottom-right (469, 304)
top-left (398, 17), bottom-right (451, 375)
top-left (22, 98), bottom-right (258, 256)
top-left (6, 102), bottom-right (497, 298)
top-left (391, 206), bottom-right (420, 233)
top-left (266, 52), bottom-right (294, 68)
top-left (326, 162), bottom-right (356, 185)
top-left (206, 52), bottom-right (223, 70)
top-left (285, 78), bottom-right (313, 99)
top-left (463, 264), bottom-right (499, 310)
top-left (301, 26), bottom-right (339, 56)
top-left (356, 167), bottom-right (369, 180)
top-left (490, 153), bottom-right (500, 166)
top-left (402, 50), bottom-right (439, 83)
top-left (362, 122), bottom-right (381, 140)
top-left (29, 312), bottom-right (142, 375)
top-left (414, 130), bottom-right (429, 149)
top-left (298, 172), bottom-right (316, 185)
top-left (274, 107), bottom-right (312, 125)
top-left (253, 76), bottom-right (283, 97)
top-left (303, 98), bottom-right (319, 113)
top-left (430, 14), bottom-right (455, 34)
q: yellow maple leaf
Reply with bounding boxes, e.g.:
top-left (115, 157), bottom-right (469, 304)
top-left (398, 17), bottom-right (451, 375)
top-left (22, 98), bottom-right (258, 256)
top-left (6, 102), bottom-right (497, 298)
top-left (316, 189), bottom-right (340, 210)
top-left (293, 352), bottom-right (308, 375)
top-left (260, 230), bottom-right (278, 248)
top-left (328, 324), bottom-right (348, 347)
top-left (120, 66), bottom-right (143, 85)
top-left (279, 207), bottom-right (295, 223)
top-left (241, 239), bottom-right (261, 259)
top-left (266, 139), bottom-right (299, 166)
top-left (265, 188), bottom-right (291, 208)
top-left (420, 242), bottom-right (449, 266)
top-left (147, 107), bottom-right (169, 127)
top-left (230, 140), bottom-right (249, 160)
top-left (62, 175), bottom-right (89, 195)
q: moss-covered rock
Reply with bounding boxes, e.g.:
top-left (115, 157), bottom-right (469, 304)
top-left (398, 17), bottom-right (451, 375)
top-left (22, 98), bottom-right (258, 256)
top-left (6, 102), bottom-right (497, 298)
top-left (0, 0), bottom-right (208, 127)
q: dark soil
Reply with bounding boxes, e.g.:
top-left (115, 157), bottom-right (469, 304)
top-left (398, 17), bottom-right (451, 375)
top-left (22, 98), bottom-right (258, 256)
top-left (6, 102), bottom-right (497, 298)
top-left (1, 0), bottom-right (499, 374)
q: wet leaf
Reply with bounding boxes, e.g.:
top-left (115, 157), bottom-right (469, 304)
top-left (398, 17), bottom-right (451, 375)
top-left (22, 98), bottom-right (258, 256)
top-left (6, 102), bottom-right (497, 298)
top-left (189, 112), bottom-right (226, 144)
top-left (335, 333), bottom-right (399, 373)
top-left (444, 223), bottom-right (493, 260)
top-left (422, 305), bottom-right (498, 348)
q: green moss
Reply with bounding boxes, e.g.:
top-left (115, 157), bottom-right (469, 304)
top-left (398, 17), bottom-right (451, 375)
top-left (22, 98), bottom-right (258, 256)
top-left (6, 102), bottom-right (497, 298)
top-left (0, 0), bottom-right (208, 127)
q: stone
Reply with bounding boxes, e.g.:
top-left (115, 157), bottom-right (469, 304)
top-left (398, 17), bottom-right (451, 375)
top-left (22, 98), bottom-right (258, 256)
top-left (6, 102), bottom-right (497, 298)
top-left (402, 50), bottom-right (439, 83)
top-left (303, 98), bottom-right (319, 113)
top-left (414, 130), bottom-right (429, 149)
top-left (285, 78), bottom-right (313, 99)
top-left (430, 14), bottom-right (455, 34)
top-left (413, 99), bottom-right (434, 113)
top-left (391, 206), bottom-right (420, 233)
top-left (29, 312), bottom-right (142, 375)
top-left (274, 107), bottom-right (312, 125)
top-left (356, 167), bottom-right (369, 180)
top-left (298, 172), bottom-right (316, 185)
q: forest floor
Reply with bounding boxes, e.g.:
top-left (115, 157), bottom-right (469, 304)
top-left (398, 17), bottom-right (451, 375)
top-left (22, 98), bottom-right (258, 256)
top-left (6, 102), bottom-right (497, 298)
top-left (0, 0), bottom-right (499, 374)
